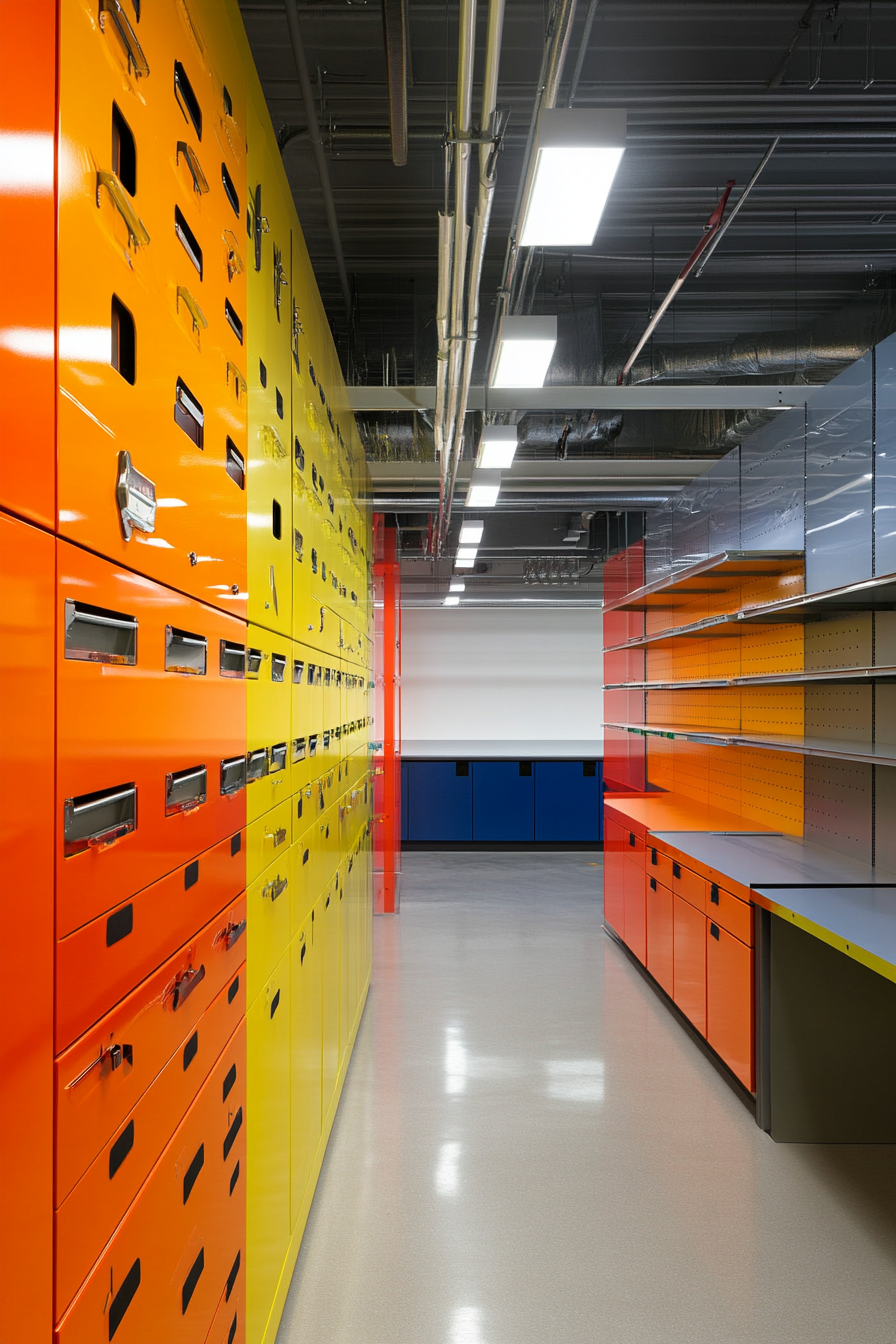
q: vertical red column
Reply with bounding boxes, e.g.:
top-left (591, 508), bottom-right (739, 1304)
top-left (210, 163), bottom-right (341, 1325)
top-left (373, 516), bottom-right (402, 914)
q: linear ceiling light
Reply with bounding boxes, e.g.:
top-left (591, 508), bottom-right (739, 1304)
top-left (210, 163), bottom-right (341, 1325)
top-left (476, 426), bottom-right (517, 470)
top-left (464, 470), bottom-right (501, 508)
top-left (491, 316), bottom-right (557, 389)
top-left (459, 521), bottom-right (484, 544)
top-left (449, 579), bottom-right (466, 591)
top-left (444, 595), bottom-right (460, 606)
top-left (519, 108), bottom-right (626, 248)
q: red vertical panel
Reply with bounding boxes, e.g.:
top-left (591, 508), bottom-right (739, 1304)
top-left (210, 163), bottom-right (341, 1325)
top-left (646, 878), bottom-right (674, 996)
top-left (0, 512), bottom-right (55, 1342)
top-left (603, 818), bottom-right (625, 935)
top-left (373, 516), bottom-right (401, 913)
top-left (707, 924), bottom-right (754, 1090)
top-left (673, 895), bottom-right (706, 1035)
top-left (0, 0), bottom-right (56, 525)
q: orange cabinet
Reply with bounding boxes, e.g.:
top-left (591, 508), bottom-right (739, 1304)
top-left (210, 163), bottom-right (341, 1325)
top-left (707, 882), bottom-right (753, 946)
top-left (0, 513), bottom-right (55, 1344)
top-left (56, 542), bottom-right (247, 935)
top-left (56, 828), bottom-right (246, 1050)
top-left (707, 922), bottom-right (754, 1091)
top-left (673, 894), bottom-right (706, 1035)
top-left (646, 843), bottom-right (675, 891)
top-left (56, 1023), bottom-right (246, 1343)
top-left (56, 972), bottom-right (245, 1316)
top-left (622, 852), bottom-right (647, 964)
top-left (672, 858), bottom-right (706, 913)
top-left (646, 877), bottom-right (674, 997)
top-left (56, 896), bottom-right (246, 1206)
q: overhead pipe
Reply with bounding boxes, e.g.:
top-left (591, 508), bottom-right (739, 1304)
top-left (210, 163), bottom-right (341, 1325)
top-left (381, 0), bottom-right (408, 165)
top-left (694, 138), bottom-right (779, 277)
top-left (438, 0), bottom-right (507, 549)
top-left (566, 0), bottom-right (600, 108)
top-left (283, 0), bottom-right (352, 319)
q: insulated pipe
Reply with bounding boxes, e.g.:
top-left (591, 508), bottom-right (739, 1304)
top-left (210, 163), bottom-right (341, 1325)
top-left (283, 0), bottom-right (352, 319)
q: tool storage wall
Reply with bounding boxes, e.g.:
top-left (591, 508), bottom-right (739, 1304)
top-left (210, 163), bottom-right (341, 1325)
top-left (601, 333), bottom-right (896, 1122)
top-left (0, 4), bottom-right (373, 1342)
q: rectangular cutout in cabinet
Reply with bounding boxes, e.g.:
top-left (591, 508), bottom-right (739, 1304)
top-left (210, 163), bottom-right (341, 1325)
top-left (225, 438), bottom-right (245, 490)
top-left (174, 376), bottom-right (204, 446)
top-left (291, 737), bottom-right (306, 763)
top-left (112, 102), bottom-right (136, 196)
top-left (246, 648), bottom-right (262, 678)
top-left (246, 749), bottom-right (268, 783)
top-left (269, 742), bottom-right (287, 773)
top-left (174, 61), bottom-right (202, 139)
top-left (65, 599), bottom-right (137, 665)
top-left (220, 756), bottom-right (246, 796)
top-left (224, 300), bottom-right (243, 344)
top-left (221, 162), bottom-right (239, 217)
top-left (292, 660), bottom-right (304, 684)
top-left (64, 784), bottom-right (136, 857)
top-left (165, 765), bottom-right (206, 816)
top-left (219, 641), bottom-right (245, 678)
top-left (111, 295), bottom-right (136, 385)
top-left (165, 626), bottom-right (207, 675)
top-left (271, 653), bottom-right (286, 682)
top-left (174, 207), bottom-right (203, 278)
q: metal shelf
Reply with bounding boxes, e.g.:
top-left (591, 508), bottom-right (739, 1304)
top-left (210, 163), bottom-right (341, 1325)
top-left (604, 721), bottom-right (896, 769)
top-left (605, 665), bottom-right (896, 691)
top-left (603, 550), bottom-right (804, 614)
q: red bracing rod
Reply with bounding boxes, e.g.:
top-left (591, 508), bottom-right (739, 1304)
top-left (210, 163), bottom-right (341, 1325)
top-left (617, 178), bottom-right (735, 385)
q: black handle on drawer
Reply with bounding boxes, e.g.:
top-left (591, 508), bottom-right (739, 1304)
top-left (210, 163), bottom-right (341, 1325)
top-left (710, 884), bottom-right (720, 904)
top-left (649, 876), bottom-right (657, 891)
top-left (629, 831), bottom-right (635, 847)
top-left (651, 848), bottom-right (657, 865)
top-left (710, 923), bottom-right (720, 940)
top-left (172, 963), bottom-right (205, 1009)
top-left (673, 862), bottom-right (681, 879)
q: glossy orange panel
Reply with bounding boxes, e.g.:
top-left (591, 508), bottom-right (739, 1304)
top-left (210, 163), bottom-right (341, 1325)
top-left (56, 828), bottom-right (246, 1049)
top-left (56, 895), bottom-right (246, 1205)
top-left (707, 883), bottom-right (753, 946)
top-left (56, 541), bottom-right (247, 934)
top-left (0, 513), bottom-right (54, 1344)
top-left (56, 974), bottom-right (245, 1316)
top-left (622, 853), bottom-right (647, 964)
top-left (56, 1023), bottom-right (246, 1343)
top-left (646, 877), bottom-right (674, 997)
top-left (673, 895), bottom-right (706, 1035)
top-left (0, 4), bottom-right (56, 524)
top-left (602, 819), bottom-right (625, 936)
top-left (706, 923), bottom-right (754, 1090)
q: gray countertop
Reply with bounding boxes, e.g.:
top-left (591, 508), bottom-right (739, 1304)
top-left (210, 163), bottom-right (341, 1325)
top-left (650, 831), bottom-right (896, 888)
top-left (752, 885), bottom-right (896, 982)
top-left (401, 739), bottom-right (604, 759)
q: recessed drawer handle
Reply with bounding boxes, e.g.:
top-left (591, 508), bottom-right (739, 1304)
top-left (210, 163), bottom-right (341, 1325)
top-left (220, 755), bottom-right (247, 796)
top-left (64, 784), bottom-right (136, 857)
top-left (651, 848), bottom-right (657, 865)
top-left (269, 742), bottom-right (288, 773)
top-left (165, 765), bottom-right (207, 816)
top-left (165, 625), bottom-right (207, 675)
top-left (246, 748), bottom-right (269, 782)
top-left (172, 963), bottom-right (205, 1010)
top-left (710, 923), bottom-right (720, 940)
top-left (99, 0), bottom-right (149, 77)
top-left (710, 884), bottom-right (720, 904)
top-left (673, 862), bottom-right (681, 879)
top-left (628, 832), bottom-right (635, 846)
top-left (220, 640), bottom-right (246, 678)
top-left (649, 876), bottom-right (657, 891)
top-left (65, 599), bottom-right (137, 665)
top-left (66, 1041), bottom-right (133, 1090)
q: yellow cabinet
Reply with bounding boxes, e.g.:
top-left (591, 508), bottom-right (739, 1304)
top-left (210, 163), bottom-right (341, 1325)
top-left (246, 845), bottom-right (293, 1003)
top-left (246, 621), bottom-right (293, 822)
top-left (246, 796), bottom-right (291, 886)
top-left (290, 921), bottom-right (321, 1228)
top-left (317, 883), bottom-right (340, 1118)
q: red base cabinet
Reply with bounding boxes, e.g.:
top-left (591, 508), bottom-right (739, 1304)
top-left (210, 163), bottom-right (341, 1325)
top-left (673, 895), bottom-right (706, 1036)
top-left (646, 877), bottom-right (674, 997)
top-left (707, 922), bottom-right (754, 1091)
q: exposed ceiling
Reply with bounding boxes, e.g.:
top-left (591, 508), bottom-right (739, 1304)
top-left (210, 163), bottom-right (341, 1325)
top-left (238, 0), bottom-right (896, 602)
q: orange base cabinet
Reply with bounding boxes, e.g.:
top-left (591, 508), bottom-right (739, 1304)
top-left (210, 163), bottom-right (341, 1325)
top-left (707, 922), bottom-right (754, 1091)
top-left (646, 877), bottom-right (674, 997)
top-left (622, 853), bottom-right (647, 964)
top-left (602, 818), bottom-right (625, 935)
top-left (673, 894), bottom-right (706, 1035)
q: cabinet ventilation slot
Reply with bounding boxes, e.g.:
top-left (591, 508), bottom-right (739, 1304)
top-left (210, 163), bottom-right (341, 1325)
top-left (165, 625), bottom-right (207, 675)
top-left (174, 376), bottom-right (204, 446)
top-left (174, 61), bottom-right (202, 138)
top-left (64, 599), bottom-right (137, 665)
top-left (174, 206), bottom-right (203, 276)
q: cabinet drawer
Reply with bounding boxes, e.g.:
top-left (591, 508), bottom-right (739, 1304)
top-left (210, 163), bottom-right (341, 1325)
top-left (56, 829), bottom-right (246, 1050)
top-left (671, 858), bottom-right (706, 914)
top-left (707, 922), bottom-right (754, 1091)
top-left (707, 882), bottom-right (753, 946)
top-left (55, 975), bottom-right (245, 1315)
top-left (56, 896), bottom-right (246, 1204)
top-left (646, 877), bottom-right (674, 996)
top-left (673, 895), bottom-right (706, 1035)
top-left (246, 798), bottom-right (291, 886)
top-left (647, 844), bottom-right (675, 889)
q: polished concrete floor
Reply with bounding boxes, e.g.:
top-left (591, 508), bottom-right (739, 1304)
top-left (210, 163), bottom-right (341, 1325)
top-left (276, 852), bottom-right (896, 1344)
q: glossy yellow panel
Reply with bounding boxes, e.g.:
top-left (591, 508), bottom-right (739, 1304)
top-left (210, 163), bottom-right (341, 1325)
top-left (289, 922), bottom-right (321, 1229)
top-left (246, 621), bottom-right (293, 821)
top-left (246, 847), bottom-right (293, 1003)
top-left (246, 797), bottom-right (292, 886)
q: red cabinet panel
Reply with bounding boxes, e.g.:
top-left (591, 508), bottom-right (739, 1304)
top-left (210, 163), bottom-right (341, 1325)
top-left (603, 818), bottom-right (625, 935)
top-left (622, 853), bottom-right (647, 964)
top-left (646, 877), bottom-right (674, 997)
top-left (707, 922), bottom-right (754, 1091)
top-left (673, 895), bottom-right (706, 1035)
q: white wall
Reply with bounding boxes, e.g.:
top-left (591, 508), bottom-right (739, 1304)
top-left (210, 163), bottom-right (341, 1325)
top-left (400, 606), bottom-right (603, 744)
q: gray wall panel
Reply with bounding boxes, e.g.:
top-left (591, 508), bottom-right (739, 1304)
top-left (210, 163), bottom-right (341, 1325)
top-left (644, 506), bottom-right (672, 584)
top-left (874, 332), bottom-right (896, 576)
top-left (803, 757), bottom-right (873, 863)
top-left (806, 352), bottom-right (873, 593)
top-left (740, 411), bottom-right (805, 551)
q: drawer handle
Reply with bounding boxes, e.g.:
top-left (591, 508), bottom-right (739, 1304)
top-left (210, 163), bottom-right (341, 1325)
top-left (710, 884), bottom-right (720, 904)
top-left (263, 875), bottom-right (288, 902)
top-left (165, 765), bottom-right (207, 816)
top-left (64, 599), bottom-right (137, 665)
top-left (176, 285), bottom-right (207, 335)
top-left (710, 923), bottom-right (720, 940)
top-left (96, 170), bottom-right (150, 248)
top-left (64, 783), bottom-right (136, 857)
top-left (628, 831), bottom-right (635, 846)
top-left (99, 0), bottom-right (150, 78)
top-left (176, 141), bottom-right (209, 195)
top-left (65, 1041), bottom-right (132, 1090)
top-left (672, 862), bottom-right (681, 879)
top-left (172, 963), bottom-right (205, 1010)
top-left (165, 625), bottom-right (207, 675)
top-left (651, 848), bottom-right (657, 865)
top-left (266, 826), bottom-right (287, 847)
top-left (215, 918), bottom-right (246, 951)
top-left (649, 876), bottom-right (657, 891)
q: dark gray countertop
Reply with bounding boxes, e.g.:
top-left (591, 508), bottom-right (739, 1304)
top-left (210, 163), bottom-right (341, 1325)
top-left (752, 885), bottom-right (896, 982)
top-left (650, 831), bottom-right (896, 888)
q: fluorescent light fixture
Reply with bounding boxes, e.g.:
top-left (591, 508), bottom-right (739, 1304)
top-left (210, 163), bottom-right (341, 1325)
top-left (456, 547), bottom-right (478, 562)
top-left (454, 557), bottom-right (476, 569)
top-left (459, 522), bottom-right (483, 544)
top-left (444, 595), bottom-right (460, 606)
top-left (491, 315), bottom-right (557, 388)
top-left (476, 426), bottom-right (517, 469)
top-left (464, 470), bottom-right (501, 508)
top-left (449, 580), bottom-right (466, 591)
top-left (519, 108), bottom-right (626, 247)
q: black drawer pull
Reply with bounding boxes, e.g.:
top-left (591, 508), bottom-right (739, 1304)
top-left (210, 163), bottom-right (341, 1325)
top-left (223, 1107), bottom-right (243, 1161)
top-left (172, 963), bottom-right (205, 1010)
top-left (109, 1119), bottom-right (134, 1179)
top-left (226, 1250), bottom-right (241, 1301)
top-left (672, 862), bottom-right (681, 879)
top-left (710, 884), bottom-right (720, 904)
top-left (651, 848), bottom-right (657, 865)
top-left (183, 1031), bottom-right (199, 1070)
top-left (628, 831), bottom-right (635, 846)
top-left (182, 1143), bottom-right (205, 1204)
top-left (223, 1063), bottom-right (237, 1102)
top-left (710, 923), bottom-right (720, 940)
top-left (182, 1247), bottom-right (204, 1314)
top-left (106, 903), bottom-right (133, 947)
top-left (109, 1257), bottom-right (141, 1338)
top-left (649, 876), bottom-right (657, 891)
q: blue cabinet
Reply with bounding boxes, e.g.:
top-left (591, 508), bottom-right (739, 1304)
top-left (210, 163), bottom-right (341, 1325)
top-left (405, 761), bottom-right (473, 841)
top-left (472, 761), bottom-right (535, 841)
top-left (400, 761), bottom-right (409, 842)
top-left (534, 761), bottom-right (602, 841)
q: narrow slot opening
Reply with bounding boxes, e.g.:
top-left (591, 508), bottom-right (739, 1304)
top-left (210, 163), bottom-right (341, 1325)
top-left (294, 437), bottom-right (305, 469)
top-left (112, 103), bottom-right (136, 195)
top-left (111, 296), bottom-right (136, 385)
top-left (225, 439), bottom-right (245, 489)
top-left (222, 84), bottom-right (233, 116)
top-left (272, 499), bottom-right (282, 540)
top-left (276, 388), bottom-right (283, 419)
top-left (224, 300), bottom-right (243, 343)
top-left (174, 377), bottom-right (204, 447)
top-left (221, 161), bottom-right (239, 216)
top-left (174, 60), bottom-right (202, 139)
top-left (259, 358), bottom-right (267, 388)
top-left (174, 206), bottom-right (203, 277)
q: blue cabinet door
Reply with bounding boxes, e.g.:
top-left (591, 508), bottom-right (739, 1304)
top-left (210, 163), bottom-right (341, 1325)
top-left (472, 761), bottom-right (535, 841)
top-left (534, 761), bottom-right (602, 841)
top-left (400, 761), bottom-right (409, 842)
top-left (405, 761), bottom-right (473, 841)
